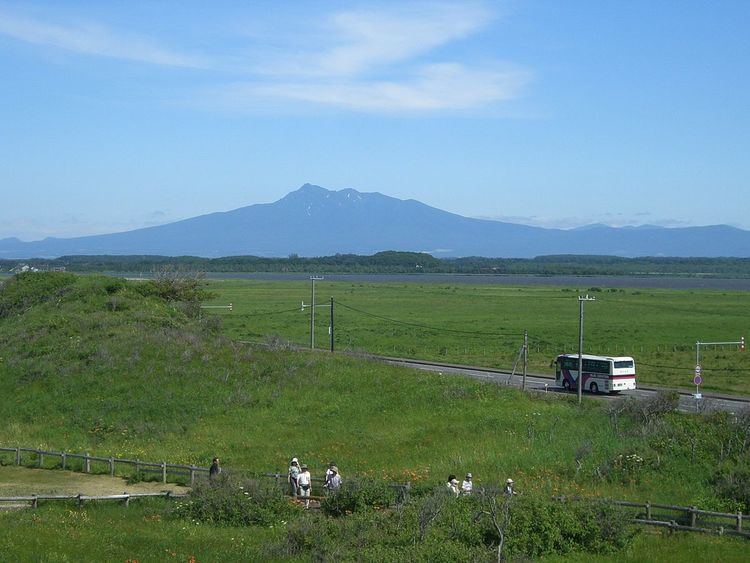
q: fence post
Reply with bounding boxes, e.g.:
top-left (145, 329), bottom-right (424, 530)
top-left (61, 452), bottom-right (67, 470)
top-left (275, 468), bottom-right (280, 489)
top-left (31, 495), bottom-right (38, 509)
top-left (123, 493), bottom-right (130, 508)
top-left (646, 501), bottom-right (651, 520)
top-left (78, 493), bottom-right (83, 508)
top-left (135, 459), bottom-right (140, 475)
top-left (689, 506), bottom-right (697, 528)
top-left (38, 451), bottom-right (44, 468)
top-left (737, 511), bottom-right (742, 532)
top-left (84, 453), bottom-right (91, 474)
top-left (190, 465), bottom-right (196, 487)
top-left (161, 461), bottom-right (167, 484)
top-left (109, 457), bottom-right (115, 476)
top-left (15, 447), bottom-right (20, 465)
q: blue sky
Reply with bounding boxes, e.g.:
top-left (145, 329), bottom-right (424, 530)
top-left (1, 1), bottom-right (748, 240)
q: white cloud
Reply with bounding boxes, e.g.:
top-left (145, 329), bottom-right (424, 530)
top-left (0, 9), bottom-right (207, 68)
top-left (314, 3), bottom-right (491, 76)
top-left (473, 214), bottom-right (701, 230)
top-left (216, 2), bottom-right (527, 113)
top-left (0, 2), bottom-right (528, 113)
top-left (226, 62), bottom-right (528, 112)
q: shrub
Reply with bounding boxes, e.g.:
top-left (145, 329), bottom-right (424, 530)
top-left (503, 496), bottom-right (637, 558)
top-left (0, 271), bottom-right (78, 317)
top-left (171, 474), bottom-right (299, 527)
top-left (610, 390), bottom-right (679, 428)
top-left (711, 460), bottom-right (750, 513)
top-left (320, 477), bottom-right (397, 516)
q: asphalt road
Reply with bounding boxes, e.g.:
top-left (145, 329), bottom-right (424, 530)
top-left (380, 356), bottom-right (750, 415)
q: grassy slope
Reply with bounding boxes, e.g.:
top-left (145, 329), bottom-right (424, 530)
top-left (205, 279), bottom-right (750, 395)
top-left (1, 273), bottom-right (747, 560)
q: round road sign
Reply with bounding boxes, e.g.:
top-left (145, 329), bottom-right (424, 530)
top-left (694, 374), bottom-right (702, 386)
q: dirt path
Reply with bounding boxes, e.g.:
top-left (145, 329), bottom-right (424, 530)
top-left (0, 465), bottom-right (189, 496)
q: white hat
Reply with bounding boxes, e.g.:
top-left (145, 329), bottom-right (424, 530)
top-left (506, 478), bottom-right (514, 484)
top-left (466, 473), bottom-right (472, 478)
top-left (291, 457), bottom-right (298, 463)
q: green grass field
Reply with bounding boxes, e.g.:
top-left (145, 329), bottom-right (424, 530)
top-left (204, 279), bottom-right (750, 395)
top-left (1, 272), bottom-right (748, 560)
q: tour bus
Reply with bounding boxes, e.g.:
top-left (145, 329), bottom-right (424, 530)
top-left (553, 354), bottom-right (637, 394)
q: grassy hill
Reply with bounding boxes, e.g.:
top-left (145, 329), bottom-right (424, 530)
top-left (1, 272), bottom-right (748, 560)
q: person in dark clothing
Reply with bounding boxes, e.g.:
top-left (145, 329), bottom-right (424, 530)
top-left (209, 457), bottom-right (221, 480)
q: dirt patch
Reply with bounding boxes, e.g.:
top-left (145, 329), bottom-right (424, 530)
top-left (0, 466), bottom-right (189, 496)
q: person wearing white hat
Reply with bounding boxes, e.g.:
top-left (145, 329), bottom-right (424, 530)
top-left (298, 464), bottom-right (312, 508)
top-left (288, 457), bottom-right (300, 498)
top-left (326, 466), bottom-right (342, 492)
top-left (446, 474), bottom-right (460, 497)
top-left (461, 473), bottom-right (473, 495)
top-left (504, 478), bottom-right (516, 496)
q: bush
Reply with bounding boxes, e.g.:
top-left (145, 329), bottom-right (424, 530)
top-left (320, 477), bottom-right (398, 516)
top-left (711, 460), bottom-right (750, 513)
top-left (0, 271), bottom-right (78, 317)
top-left (171, 474), bottom-right (299, 527)
top-left (502, 496), bottom-right (637, 558)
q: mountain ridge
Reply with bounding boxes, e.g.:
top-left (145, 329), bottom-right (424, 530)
top-left (1, 184), bottom-right (749, 258)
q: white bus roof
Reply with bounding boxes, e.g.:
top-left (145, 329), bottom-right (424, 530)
top-left (557, 354), bottom-right (634, 362)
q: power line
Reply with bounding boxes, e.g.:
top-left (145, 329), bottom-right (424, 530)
top-left (333, 300), bottom-right (518, 339)
top-left (638, 361), bottom-right (750, 374)
top-left (239, 306), bottom-right (302, 318)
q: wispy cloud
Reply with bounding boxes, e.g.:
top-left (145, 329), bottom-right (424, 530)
top-left (474, 213), bottom-right (701, 230)
top-left (0, 2), bottom-right (529, 113)
top-left (270, 3), bottom-right (492, 77)
top-left (224, 62), bottom-right (528, 112)
top-left (0, 9), bottom-right (207, 68)
top-left (220, 2), bottom-right (528, 113)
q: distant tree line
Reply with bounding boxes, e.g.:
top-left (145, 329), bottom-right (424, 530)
top-left (2, 252), bottom-right (750, 277)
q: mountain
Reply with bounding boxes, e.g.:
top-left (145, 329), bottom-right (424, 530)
top-left (2, 184), bottom-right (749, 258)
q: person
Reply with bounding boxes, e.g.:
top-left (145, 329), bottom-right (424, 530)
top-left (324, 461), bottom-right (338, 489)
top-left (461, 472), bottom-right (473, 495)
top-left (504, 478), bottom-right (517, 496)
top-left (446, 474), bottom-right (459, 497)
top-left (209, 457), bottom-right (221, 480)
top-left (288, 458), bottom-right (301, 498)
top-left (297, 464), bottom-right (312, 508)
top-left (325, 465), bottom-right (342, 492)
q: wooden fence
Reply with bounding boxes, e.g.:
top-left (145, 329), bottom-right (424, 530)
top-left (2, 446), bottom-right (748, 539)
top-left (0, 491), bottom-right (187, 509)
top-left (554, 496), bottom-right (750, 539)
top-left (0, 446), bottom-right (209, 486)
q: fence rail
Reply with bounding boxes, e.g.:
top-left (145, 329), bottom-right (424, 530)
top-left (2, 446), bottom-right (748, 539)
top-left (554, 495), bottom-right (749, 538)
top-left (0, 491), bottom-right (187, 509)
top-left (0, 446), bottom-right (209, 486)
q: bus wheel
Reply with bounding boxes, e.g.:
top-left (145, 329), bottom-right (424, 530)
top-left (590, 382), bottom-right (599, 394)
top-left (562, 379), bottom-right (571, 391)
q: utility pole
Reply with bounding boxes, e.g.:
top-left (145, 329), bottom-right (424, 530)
top-left (578, 295), bottom-right (596, 405)
top-left (522, 329), bottom-right (528, 390)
